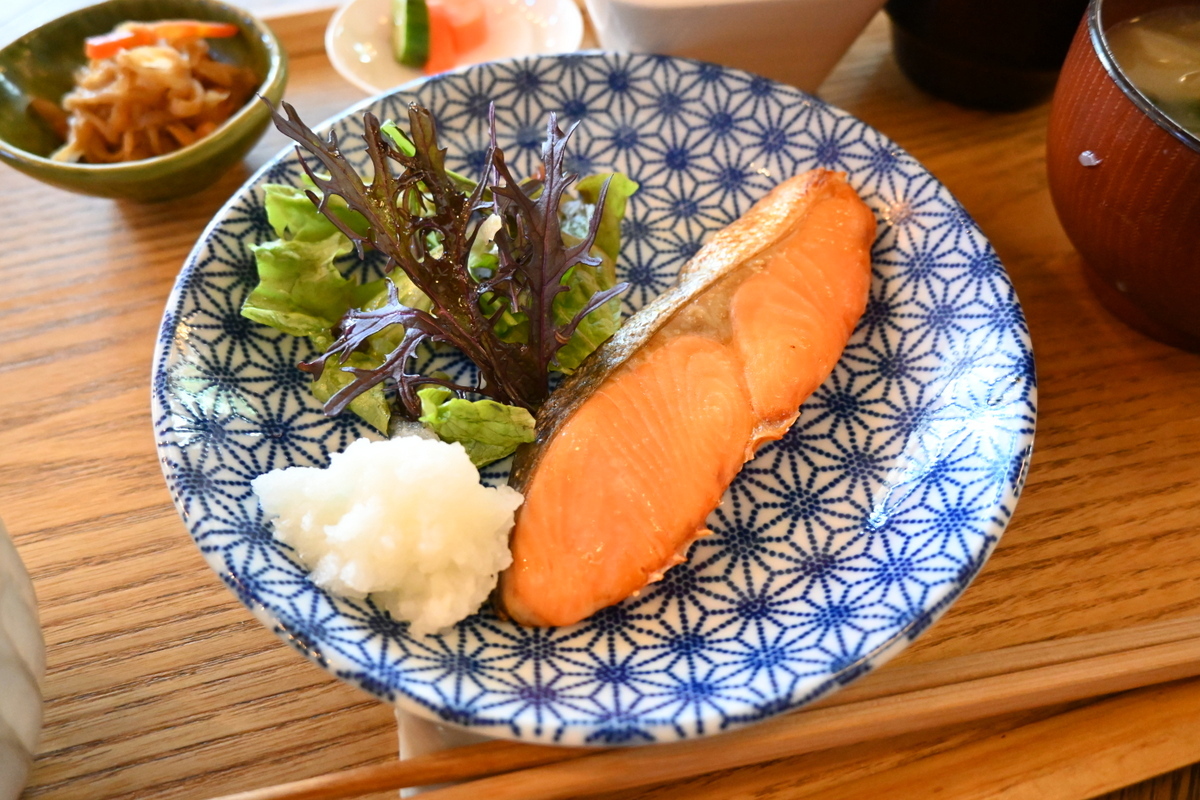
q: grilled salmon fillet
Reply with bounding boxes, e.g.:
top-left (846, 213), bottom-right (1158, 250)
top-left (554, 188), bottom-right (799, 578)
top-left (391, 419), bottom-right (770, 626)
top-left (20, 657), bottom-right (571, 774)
top-left (502, 169), bottom-right (876, 627)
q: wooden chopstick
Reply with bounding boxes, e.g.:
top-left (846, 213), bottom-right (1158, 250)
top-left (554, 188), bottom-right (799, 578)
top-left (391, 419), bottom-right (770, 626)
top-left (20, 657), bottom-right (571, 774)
top-left (208, 739), bottom-right (584, 800)
top-left (207, 615), bottom-right (1200, 800)
top-left (812, 677), bottom-right (1200, 800)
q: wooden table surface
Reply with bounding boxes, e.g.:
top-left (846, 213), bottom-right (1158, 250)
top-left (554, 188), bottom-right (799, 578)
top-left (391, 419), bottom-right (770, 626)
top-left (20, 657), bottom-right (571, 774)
top-left (2, 5), bottom-right (1199, 799)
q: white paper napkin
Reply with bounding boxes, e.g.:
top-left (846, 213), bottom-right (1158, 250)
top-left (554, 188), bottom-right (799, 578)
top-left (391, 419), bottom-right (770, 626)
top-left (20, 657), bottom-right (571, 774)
top-left (397, 708), bottom-right (492, 797)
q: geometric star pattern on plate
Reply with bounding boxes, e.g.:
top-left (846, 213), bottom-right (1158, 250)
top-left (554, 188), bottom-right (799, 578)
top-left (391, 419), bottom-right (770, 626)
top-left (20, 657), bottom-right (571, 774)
top-left (153, 52), bottom-right (1036, 746)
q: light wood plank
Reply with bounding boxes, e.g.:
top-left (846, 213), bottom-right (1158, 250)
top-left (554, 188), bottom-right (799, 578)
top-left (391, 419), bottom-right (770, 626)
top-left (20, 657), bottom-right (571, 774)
top-left (793, 679), bottom-right (1200, 800)
top-left (200, 621), bottom-right (1200, 800)
top-left (583, 682), bottom-right (1200, 800)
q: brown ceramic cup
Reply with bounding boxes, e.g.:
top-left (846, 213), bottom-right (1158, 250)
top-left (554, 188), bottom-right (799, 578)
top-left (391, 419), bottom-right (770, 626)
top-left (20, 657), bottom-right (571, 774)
top-left (1046, 0), bottom-right (1200, 352)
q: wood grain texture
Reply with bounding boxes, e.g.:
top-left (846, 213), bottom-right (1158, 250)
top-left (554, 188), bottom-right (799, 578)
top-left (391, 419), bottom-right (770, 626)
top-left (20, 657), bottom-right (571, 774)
top-left (353, 635), bottom-right (1200, 800)
top-left (702, 678), bottom-right (1200, 800)
top-left (1099, 765), bottom-right (1200, 800)
top-left (205, 617), bottom-right (1200, 800)
top-left (0, 6), bottom-right (1198, 800)
top-left (580, 684), bottom-right (1200, 800)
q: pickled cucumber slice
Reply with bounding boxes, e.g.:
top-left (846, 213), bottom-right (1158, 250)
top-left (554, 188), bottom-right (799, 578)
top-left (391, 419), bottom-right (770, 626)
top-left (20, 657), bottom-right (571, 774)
top-left (392, 0), bottom-right (430, 68)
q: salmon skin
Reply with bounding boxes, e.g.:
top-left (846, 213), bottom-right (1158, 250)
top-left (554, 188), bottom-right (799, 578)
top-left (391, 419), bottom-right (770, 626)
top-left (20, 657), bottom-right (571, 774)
top-left (502, 169), bottom-right (876, 628)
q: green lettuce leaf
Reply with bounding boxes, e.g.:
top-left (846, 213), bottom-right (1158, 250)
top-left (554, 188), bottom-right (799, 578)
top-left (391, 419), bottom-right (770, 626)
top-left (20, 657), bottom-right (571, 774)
top-left (550, 261), bottom-right (623, 374)
top-left (263, 183), bottom-right (369, 244)
top-left (575, 172), bottom-right (639, 263)
top-left (307, 277), bottom-right (430, 434)
top-left (470, 216), bottom-right (530, 344)
top-left (242, 236), bottom-right (379, 338)
top-left (311, 351), bottom-right (392, 434)
top-left (551, 172), bottom-right (639, 373)
top-left (245, 175), bottom-right (440, 434)
top-left (243, 233), bottom-right (394, 432)
top-left (246, 180), bottom-right (436, 434)
top-left (478, 263), bottom-right (530, 345)
top-left (417, 385), bottom-right (537, 466)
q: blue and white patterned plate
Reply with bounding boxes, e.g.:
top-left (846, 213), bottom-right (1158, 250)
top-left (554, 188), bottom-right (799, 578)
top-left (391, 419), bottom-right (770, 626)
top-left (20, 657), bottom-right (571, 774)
top-left (153, 52), bottom-right (1036, 746)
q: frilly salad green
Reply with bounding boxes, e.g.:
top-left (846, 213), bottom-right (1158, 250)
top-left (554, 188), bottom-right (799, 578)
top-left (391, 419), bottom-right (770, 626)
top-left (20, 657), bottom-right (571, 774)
top-left (242, 102), bottom-right (638, 465)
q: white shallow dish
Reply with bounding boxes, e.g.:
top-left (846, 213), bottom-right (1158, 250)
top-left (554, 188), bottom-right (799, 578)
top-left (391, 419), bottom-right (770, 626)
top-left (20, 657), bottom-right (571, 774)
top-left (583, 0), bottom-right (886, 94)
top-left (326, 0), bottom-right (585, 94)
top-left (154, 52), bottom-right (1036, 747)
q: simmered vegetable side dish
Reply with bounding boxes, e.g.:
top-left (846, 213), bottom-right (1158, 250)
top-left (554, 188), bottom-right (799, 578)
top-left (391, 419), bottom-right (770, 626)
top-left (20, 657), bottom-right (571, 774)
top-left (33, 21), bottom-right (258, 163)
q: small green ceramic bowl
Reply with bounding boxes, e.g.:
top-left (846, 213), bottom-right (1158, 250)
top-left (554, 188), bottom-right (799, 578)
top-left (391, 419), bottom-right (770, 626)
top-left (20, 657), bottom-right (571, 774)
top-left (0, 0), bottom-right (287, 201)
